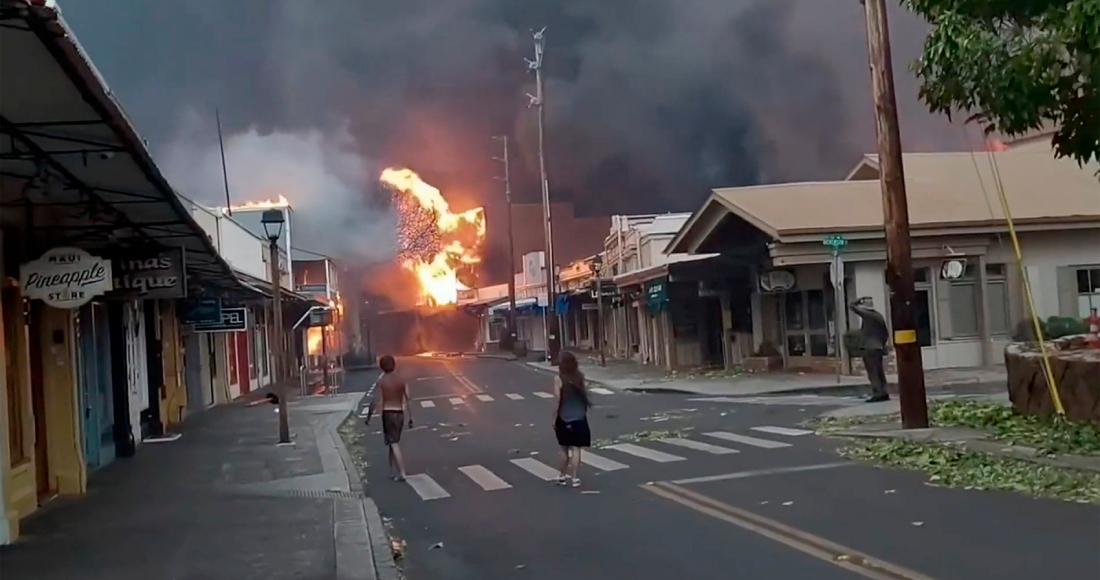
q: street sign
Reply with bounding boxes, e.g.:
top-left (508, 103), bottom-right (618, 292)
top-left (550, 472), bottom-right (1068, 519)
top-left (822, 235), bottom-right (847, 249)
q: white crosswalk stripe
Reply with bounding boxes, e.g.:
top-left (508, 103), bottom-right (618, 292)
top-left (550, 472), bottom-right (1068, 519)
top-left (510, 458), bottom-right (560, 481)
top-left (658, 438), bottom-right (739, 455)
top-left (406, 474), bottom-right (450, 500)
top-left (448, 397), bottom-right (465, 406)
top-left (603, 443), bottom-right (685, 463)
top-left (506, 394), bottom-right (524, 400)
top-left (751, 426), bottom-right (813, 437)
top-left (580, 451), bottom-right (629, 471)
top-left (458, 465), bottom-right (512, 491)
top-left (705, 431), bottom-right (791, 449)
top-left (589, 387), bottom-right (615, 395)
top-left (396, 427), bottom-right (814, 500)
top-left (532, 392), bottom-right (554, 399)
top-left (475, 394), bottom-right (495, 402)
top-left (420, 400), bottom-right (436, 408)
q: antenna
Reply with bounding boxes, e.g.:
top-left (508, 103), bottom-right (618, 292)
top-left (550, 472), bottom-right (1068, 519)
top-left (216, 107), bottom-right (233, 215)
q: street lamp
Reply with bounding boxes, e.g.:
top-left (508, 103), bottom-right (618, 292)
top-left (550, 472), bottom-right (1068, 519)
top-left (591, 255), bottom-right (606, 367)
top-left (261, 208), bottom-right (290, 444)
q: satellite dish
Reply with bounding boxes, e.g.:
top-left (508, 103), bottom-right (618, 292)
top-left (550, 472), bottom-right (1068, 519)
top-left (940, 259), bottom-right (966, 280)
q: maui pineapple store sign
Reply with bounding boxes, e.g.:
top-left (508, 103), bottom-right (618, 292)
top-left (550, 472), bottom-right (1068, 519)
top-left (20, 247), bottom-right (113, 309)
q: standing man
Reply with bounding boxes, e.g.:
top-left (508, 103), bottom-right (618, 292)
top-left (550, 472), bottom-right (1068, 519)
top-left (364, 355), bottom-right (413, 481)
top-left (849, 297), bottom-right (890, 403)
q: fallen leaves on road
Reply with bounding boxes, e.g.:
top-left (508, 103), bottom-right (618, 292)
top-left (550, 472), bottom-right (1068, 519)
top-left (593, 429), bottom-right (691, 448)
top-left (840, 439), bottom-right (1100, 504)
top-left (430, 542), bottom-right (444, 550)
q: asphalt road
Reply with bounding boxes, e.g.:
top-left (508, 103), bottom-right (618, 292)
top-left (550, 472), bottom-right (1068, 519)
top-left (343, 357), bottom-right (1100, 580)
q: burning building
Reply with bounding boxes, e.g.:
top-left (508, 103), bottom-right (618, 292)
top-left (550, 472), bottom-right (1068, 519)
top-left (363, 169), bottom-right (486, 355)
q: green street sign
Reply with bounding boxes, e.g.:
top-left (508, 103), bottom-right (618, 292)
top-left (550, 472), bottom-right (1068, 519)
top-left (822, 235), bottom-right (848, 248)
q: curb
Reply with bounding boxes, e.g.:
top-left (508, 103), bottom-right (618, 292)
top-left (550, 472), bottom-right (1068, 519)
top-left (330, 394), bottom-right (400, 580)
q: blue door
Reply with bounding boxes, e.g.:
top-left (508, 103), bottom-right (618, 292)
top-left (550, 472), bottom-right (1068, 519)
top-left (78, 303), bottom-right (116, 470)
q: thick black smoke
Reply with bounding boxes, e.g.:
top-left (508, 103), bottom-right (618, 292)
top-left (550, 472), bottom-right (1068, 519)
top-left (59, 0), bottom-right (975, 263)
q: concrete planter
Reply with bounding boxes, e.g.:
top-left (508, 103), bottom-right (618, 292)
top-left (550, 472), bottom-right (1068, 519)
top-left (1004, 335), bottom-right (1100, 422)
top-left (743, 355), bottom-right (783, 373)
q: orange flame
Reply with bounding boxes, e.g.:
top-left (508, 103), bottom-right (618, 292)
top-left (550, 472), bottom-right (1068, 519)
top-left (229, 195), bottom-right (291, 210)
top-left (380, 168), bottom-right (485, 306)
top-left (307, 327), bottom-right (323, 356)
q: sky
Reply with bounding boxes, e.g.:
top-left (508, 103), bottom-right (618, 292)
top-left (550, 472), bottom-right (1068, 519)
top-left (56, 0), bottom-right (982, 272)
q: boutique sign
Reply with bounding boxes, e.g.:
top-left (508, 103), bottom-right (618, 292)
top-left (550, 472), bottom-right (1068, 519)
top-left (107, 247), bottom-right (187, 300)
top-left (20, 247), bottom-right (114, 309)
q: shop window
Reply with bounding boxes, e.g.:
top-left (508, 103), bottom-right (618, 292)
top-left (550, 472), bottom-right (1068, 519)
top-left (945, 263), bottom-right (1010, 339)
top-left (783, 290), bottom-right (831, 356)
top-left (1076, 268), bottom-right (1100, 317)
top-left (488, 318), bottom-right (505, 342)
top-left (912, 268), bottom-right (935, 347)
top-left (949, 283), bottom-right (980, 337)
top-left (987, 264), bottom-right (1010, 335)
top-left (4, 287), bottom-right (27, 464)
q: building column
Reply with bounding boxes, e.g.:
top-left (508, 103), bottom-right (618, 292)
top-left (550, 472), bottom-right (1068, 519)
top-left (977, 254), bottom-right (992, 366)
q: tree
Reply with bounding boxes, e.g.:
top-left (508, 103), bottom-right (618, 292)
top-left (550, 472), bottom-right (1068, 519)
top-left (904, 0), bottom-right (1099, 166)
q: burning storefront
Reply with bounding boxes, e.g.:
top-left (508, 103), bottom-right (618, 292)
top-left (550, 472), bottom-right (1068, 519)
top-left (361, 168), bottom-right (486, 355)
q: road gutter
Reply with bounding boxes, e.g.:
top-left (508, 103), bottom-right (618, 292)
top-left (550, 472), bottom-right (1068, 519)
top-left (331, 392), bottom-right (401, 580)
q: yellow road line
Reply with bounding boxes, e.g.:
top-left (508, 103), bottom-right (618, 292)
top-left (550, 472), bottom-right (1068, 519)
top-left (640, 482), bottom-right (938, 580)
top-left (443, 364), bottom-right (482, 394)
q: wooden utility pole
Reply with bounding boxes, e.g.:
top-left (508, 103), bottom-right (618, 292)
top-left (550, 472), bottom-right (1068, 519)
top-left (862, 0), bottom-right (929, 428)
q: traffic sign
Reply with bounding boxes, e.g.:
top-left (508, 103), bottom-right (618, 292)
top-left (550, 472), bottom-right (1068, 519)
top-left (822, 235), bottom-right (847, 248)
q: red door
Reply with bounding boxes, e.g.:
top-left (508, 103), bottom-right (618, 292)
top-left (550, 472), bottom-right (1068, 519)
top-left (234, 331), bottom-right (250, 394)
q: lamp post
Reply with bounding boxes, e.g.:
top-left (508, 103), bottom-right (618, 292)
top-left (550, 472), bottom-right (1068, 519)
top-left (591, 255), bottom-right (606, 367)
top-left (261, 208), bottom-right (290, 444)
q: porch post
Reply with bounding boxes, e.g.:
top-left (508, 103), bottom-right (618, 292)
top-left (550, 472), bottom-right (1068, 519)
top-left (0, 230), bottom-right (11, 544)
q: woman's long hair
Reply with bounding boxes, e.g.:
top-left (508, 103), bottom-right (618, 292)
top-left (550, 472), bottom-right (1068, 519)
top-left (557, 351), bottom-right (591, 408)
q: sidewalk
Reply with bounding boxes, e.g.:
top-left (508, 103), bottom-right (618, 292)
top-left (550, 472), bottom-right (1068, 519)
top-left (0, 386), bottom-right (382, 580)
top-left (524, 356), bottom-right (1007, 397)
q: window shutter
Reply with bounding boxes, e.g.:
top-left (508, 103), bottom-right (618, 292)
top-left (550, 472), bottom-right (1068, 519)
top-left (936, 279), bottom-right (953, 340)
top-left (1055, 267), bottom-right (1077, 318)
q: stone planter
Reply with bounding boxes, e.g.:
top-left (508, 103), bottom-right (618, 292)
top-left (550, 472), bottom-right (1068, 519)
top-left (743, 356), bottom-right (783, 373)
top-left (1004, 335), bottom-right (1100, 422)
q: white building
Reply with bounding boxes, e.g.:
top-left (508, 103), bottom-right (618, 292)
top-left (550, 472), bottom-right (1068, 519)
top-left (667, 149), bottom-right (1100, 373)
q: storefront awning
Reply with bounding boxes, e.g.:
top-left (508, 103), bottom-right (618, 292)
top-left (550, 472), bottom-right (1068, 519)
top-left (488, 296), bottom-right (546, 315)
top-left (0, 1), bottom-right (240, 293)
top-left (612, 253), bottom-right (719, 288)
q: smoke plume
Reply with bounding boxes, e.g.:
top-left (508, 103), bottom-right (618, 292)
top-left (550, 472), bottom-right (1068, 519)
top-left (59, 0), bottom-right (979, 270)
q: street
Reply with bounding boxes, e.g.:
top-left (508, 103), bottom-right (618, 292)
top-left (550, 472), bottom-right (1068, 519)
top-left (345, 357), bottom-right (1100, 580)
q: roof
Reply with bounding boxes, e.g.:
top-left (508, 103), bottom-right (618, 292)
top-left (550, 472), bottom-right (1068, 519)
top-left (0, 0), bottom-right (240, 291)
top-left (612, 253), bottom-right (719, 287)
top-left (669, 151), bottom-right (1099, 250)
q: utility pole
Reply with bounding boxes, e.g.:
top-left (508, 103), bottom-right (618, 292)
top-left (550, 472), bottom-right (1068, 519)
top-left (862, 0), bottom-right (928, 428)
top-left (492, 135), bottom-right (518, 351)
top-left (527, 27), bottom-right (560, 365)
top-left (593, 256), bottom-right (606, 367)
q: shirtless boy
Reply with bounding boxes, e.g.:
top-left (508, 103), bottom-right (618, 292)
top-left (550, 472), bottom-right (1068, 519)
top-left (365, 355), bottom-right (413, 481)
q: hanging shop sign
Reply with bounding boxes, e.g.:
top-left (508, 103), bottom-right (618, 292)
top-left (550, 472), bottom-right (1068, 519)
top-left (181, 297), bottom-right (223, 325)
top-left (193, 306), bottom-right (249, 333)
top-left (20, 247), bottom-right (113, 309)
top-left (107, 247), bottom-right (186, 300)
top-left (644, 278), bottom-right (669, 314)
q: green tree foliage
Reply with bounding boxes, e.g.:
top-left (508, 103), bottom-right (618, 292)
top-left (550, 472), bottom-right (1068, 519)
top-left (904, 0), bottom-right (1100, 166)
